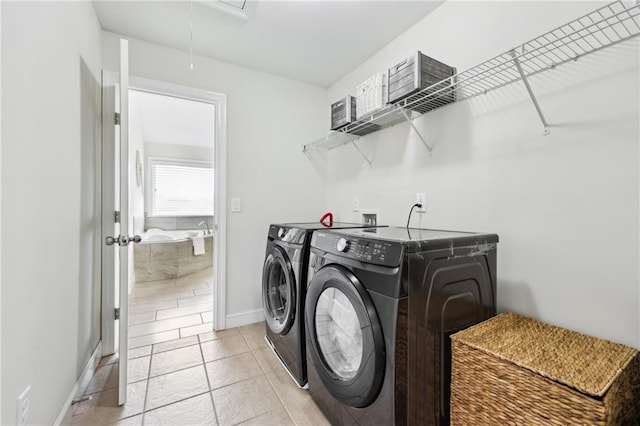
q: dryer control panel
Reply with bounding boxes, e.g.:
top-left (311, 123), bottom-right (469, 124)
top-left (312, 232), bottom-right (403, 267)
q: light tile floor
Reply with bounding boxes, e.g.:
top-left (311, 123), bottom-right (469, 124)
top-left (67, 268), bottom-right (329, 426)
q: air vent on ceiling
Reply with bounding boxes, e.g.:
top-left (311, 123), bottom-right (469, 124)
top-left (197, 0), bottom-right (256, 20)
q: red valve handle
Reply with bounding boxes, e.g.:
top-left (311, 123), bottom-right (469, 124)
top-left (320, 212), bottom-right (334, 228)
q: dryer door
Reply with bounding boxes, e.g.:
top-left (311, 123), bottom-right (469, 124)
top-left (263, 245), bottom-right (296, 335)
top-left (305, 264), bottom-right (385, 408)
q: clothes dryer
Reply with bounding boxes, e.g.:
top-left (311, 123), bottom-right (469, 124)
top-left (262, 222), bottom-right (384, 388)
top-left (304, 227), bottom-right (498, 425)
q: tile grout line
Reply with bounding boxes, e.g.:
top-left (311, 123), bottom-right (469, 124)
top-left (257, 349), bottom-right (299, 426)
top-left (129, 271), bottom-right (214, 419)
top-left (139, 345), bottom-right (153, 426)
top-left (198, 334), bottom-right (221, 425)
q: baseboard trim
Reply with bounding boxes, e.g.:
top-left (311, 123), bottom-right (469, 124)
top-left (53, 341), bottom-right (103, 426)
top-left (225, 308), bottom-right (264, 329)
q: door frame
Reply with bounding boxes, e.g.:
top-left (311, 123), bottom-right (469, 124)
top-left (101, 74), bottom-right (228, 353)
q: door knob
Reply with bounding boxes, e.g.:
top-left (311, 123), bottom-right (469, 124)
top-left (105, 235), bottom-right (142, 246)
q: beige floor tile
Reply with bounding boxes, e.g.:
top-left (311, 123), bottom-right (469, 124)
top-left (252, 347), bottom-right (285, 375)
top-left (128, 346), bottom-right (152, 359)
top-left (129, 300), bottom-right (177, 315)
top-left (145, 365), bottom-right (210, 411)
top-left (111, 414), bottom-right (143, 426)
top-left (241, 330), bottom-right (268, 351)
top-left (71, 381), bottom-right (146, 426)
top-left (131, 284), bottom-right (190, 298)
top-left (180, 322), bottom-right (214, 338)
top-left (150, 345), bottom-right (203, 377)
top-left (152, 336), bottom-right (199, 354)
top-left (127, 356), bottom-right (150, 383)
top-left (178, 294), bottom-right (214, 306)
top-left (155, 302), bottom-right (212, 321)
top-left (98, 353), bottom-right (118, 367)
top-left (198, 328), bottom-right (240, 343)
top-left (173, 281), bottom-right (210, 291)
top-left (129, 330), bottom-right (180, 349)
top-left (129, 314), bottom-right (203, 338)
top-left (205, 352), bottom-right (263, 390)
top-left (133, 278), bottom-right (176, 289)
top-left (239, 407), bottom-right (294, 426)
top-left (266, 370), bottom-right (330, 426)
top-left (129, 311), bottom-right (156, 326)
top-left (265, 369), bottom-right (308, 401)
top-left (176, 269), bottom-right (213, 285)
top-left (212, 376), bottom-right (283, 425)
top-left (194, 287), bottom-right (214, 296)
top-left (281, 392), bottom-right (330, 426)
top-left (129, 290), bottom-right (196, 305)
top-left (200, 311), bottom-right (213, 323)
top-left (239, 322), bottom-right (266, 336)
top-left (201, 334), bottom-right (250, 362)
top-left (142, 393), bottom-right (217, 426)
top-left (131, 282), bottom-right (176, 295)
top-left (85, 363), bottom-right (119, 395)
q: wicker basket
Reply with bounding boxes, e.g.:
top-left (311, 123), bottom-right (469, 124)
top-left (450, 312), bottom-right (640, 425)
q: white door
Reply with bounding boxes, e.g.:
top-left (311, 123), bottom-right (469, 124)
top-left (101, 39), bottom-right (136, 406)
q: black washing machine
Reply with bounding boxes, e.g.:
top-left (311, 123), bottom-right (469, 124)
top-left (262, 222), bottom-right (385, 388)
top-left (305, 227), bottom-right (498, 425)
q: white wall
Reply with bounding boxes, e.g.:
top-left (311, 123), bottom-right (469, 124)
top-left (145, 142), bottom-right (213, 163)
top-left (0, 2), bottom-right (3, 422)
top-left (102, 32), bottom-right (327, 318)
top-left (1, 2), bottom-right (103, 424)
top-left (325, 1), bottom-right (639, 348)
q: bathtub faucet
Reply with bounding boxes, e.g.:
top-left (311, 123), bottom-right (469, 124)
top-left (199, 221), bottom-right (211, 235)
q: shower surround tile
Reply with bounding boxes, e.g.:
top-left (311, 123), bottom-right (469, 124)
top-left (133, 244), bottom-right (150, 262)
top-left (178, 256), bottom-right (206, 277)
top-left (134, 260), bottom-right (178, 282)
top-left (150, 241), bottom-right (190, 261)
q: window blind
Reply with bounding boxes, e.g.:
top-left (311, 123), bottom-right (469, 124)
top-left (150, 162), bottom-right (214, 216)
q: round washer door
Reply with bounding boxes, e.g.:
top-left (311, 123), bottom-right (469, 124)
top-left (305, 264), bottom-right (385, 408)
top-left (262, 245), bottom-right (296, 335)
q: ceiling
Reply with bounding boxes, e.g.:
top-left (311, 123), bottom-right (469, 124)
top-left (92, 0), bottom-right (444, 87)
top-left (130, 90), bottom-right (214, 148)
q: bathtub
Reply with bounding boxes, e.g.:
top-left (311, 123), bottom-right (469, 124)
top-left (134, 229), bottom-right (214, 282)
top-left (142, 228), bottom-right (207, 243)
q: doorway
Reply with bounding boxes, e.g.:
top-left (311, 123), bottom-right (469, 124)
top-left (101, 75), bottom-right (227, 357)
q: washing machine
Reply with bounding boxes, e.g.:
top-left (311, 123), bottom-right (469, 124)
top-left (262, 222), bottom-right (384, 388)
top-left (304, 227), bottom-right (498, 425)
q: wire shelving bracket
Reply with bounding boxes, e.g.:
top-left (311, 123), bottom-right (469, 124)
top-left (302, 0), bottom-right (640, 159)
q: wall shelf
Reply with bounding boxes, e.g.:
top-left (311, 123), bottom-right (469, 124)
top-left (302, 0), bottom-right (640, 158)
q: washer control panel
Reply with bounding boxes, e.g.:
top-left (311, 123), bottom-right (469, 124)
top-left (313, 232), bottom-right (403, 267)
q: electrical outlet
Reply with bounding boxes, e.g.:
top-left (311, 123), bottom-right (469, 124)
top-left (352, 196), bottom-right (360, 212)
top-left (16, 386), bottom-right (31, 426)
top-left (416, 193), bottom-right (426, 213)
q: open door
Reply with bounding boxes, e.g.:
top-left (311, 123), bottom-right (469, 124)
top-left (101, 39), bottom-right (137, 406)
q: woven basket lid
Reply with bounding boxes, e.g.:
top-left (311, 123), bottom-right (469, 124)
top-left (451, 312), bottom-right (638, 397)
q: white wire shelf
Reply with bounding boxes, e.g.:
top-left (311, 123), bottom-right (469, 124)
top-left (302, 0), bottom-right (640, 155)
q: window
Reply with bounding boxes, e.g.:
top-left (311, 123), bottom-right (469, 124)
top-left (148, 158), bottom-right (214, 216)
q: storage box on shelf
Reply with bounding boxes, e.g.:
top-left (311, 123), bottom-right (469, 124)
top-left (330, 95), bottom-right (380, 136)
top-left (450, 312), bottom-right (640, 426)
top-left (330, 95), bottom-right (356, 130)
top-left (356, 72), bottom-right (389, 119)
top-left (388, 50), bottom-right (456, 113)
